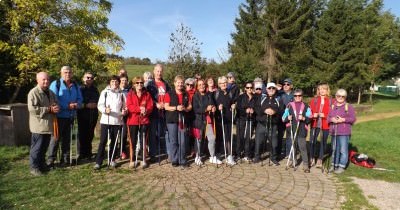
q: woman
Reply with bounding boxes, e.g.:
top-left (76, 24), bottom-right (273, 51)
top-left (126, 76), bottom-right (153, 169)
top-left (95, 75), bottom-right (127, 170)
top-left (327, 89), bottom-right (356, 174)
top-left (206, 77), bottom-right (217, 93)
top-left (164, 75), bottom-right (192, 168)
top-left (192, 79), bottom-right (222, 165)
top-left (235, 81), bottom-right (256, 161)
top-left (214, 76), bottom-right (236, 165)
top-left (282, 89), bottom-right (312, 173)
top-left (309, 83), bottom-right (331, 168)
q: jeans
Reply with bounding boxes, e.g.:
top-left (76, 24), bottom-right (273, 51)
top-left (331, 135), bottom-right (349, 169)
top-left (30, 133), bottom-right (51, 170)
top-left (167, 123), bottom-right (187, 165)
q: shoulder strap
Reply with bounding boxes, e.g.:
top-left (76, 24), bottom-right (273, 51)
top-left (275, 98), bottom-right (279, 107)
top-left (56, 79), bottom-right (61, 96)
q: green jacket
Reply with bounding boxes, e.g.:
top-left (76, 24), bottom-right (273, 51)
top-left (27, 85), bottom-right (58, 134)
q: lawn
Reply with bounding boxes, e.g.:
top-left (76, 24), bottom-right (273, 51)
top-left (124, 64), bottom-right (154, 78)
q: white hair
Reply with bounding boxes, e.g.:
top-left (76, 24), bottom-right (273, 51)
top-left (336, 89), bottom-right (347, 97)
top-left (218, 76), bottom-right (227, 84)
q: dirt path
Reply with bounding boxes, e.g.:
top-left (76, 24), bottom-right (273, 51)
top-left (352, 177), bottom-right (400, 210)
top-left (356, 111), bottom-right (400, 123)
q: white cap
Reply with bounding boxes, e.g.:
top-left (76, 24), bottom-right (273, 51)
top-left (266, 82), bottom-right (276, 89)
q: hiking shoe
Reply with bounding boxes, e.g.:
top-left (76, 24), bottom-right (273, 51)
top-left (93, 164), bottom-right (101, 170)
top-left (243, 157), bottom-right (251, 163)
top-left (304, 168), bottom-right (310, 173)
top-left (121, 152), bottom-right (127, 160)
top-left (210, 156), bottom-right (222, 165)
top-left (227, 155), bottom-right (236, 166)
top-left (195, 157), bottom-right (203, 166)
top-left (110, 161), bottom-right (117, 168)
top-left (30, 168), bottom-right (43, 176)
top-left (334, 167), bottom-right (345, 174)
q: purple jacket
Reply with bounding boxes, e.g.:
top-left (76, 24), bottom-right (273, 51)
top-left (327, 103), bottom-right (356, 136)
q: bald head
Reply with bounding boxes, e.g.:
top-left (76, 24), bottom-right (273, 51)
top-left (36, 72), bottom-right (50, 90)
top-left (153, 64), bottom-right (164, 81)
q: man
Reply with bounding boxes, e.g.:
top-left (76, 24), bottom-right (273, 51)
top-left (254, 82), bottom-right (284, 165)
top-left (77, 72), bottom-right (99, 160)
top-left (226, 72), bottom-right (240, 102)
top-left (277, 78), bottom-right (294, 158)
top-left (48, 66), bottom-right (83, 167)
top-left (146, 64), bottom-right (171, 162)
top-left (27, 72), bottom-right (59, 175)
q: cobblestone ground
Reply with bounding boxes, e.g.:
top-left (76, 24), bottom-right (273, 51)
top-left (117, 158), bottom-right (342, 210)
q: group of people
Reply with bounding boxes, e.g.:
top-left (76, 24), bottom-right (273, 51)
top-left (27, 64), bottom-right (356, 176)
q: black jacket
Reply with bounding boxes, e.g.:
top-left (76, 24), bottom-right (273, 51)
top-left (192, 92), bottom-right (215, 129)
top-left (214, 89), bottom-right (234, 124)
top-left (254, 94), bottom-right (284, 125)
top-left (236, 93), bottom-right (256, 121)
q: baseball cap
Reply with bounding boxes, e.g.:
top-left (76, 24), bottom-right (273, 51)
top-left (266, 82), bottom-right (276, 89)
top-left (283, 78), bottom-right (292, 84)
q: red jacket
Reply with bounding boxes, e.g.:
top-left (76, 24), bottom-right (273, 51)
top-left (309, 96), bottom-right (331, 130)
top-left (126, 89), bottom-right (153, 125)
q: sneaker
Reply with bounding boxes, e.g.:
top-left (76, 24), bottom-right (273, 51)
top-left (334, 167), bottom-right (345, 174)
top-left (310, 159), bottom-right (315, 167)
top-left (242, 157), bottom-right (251, 163)
top-left (304, 168), bottom-right (310, 173)
top-left (121, 152), bottom-right (127, 160)
top-left (110, 161), bottom-right (117, 168)
top-left (133, 161), bottom-right (139, 168)
top-left (210, 156), bottom-right (222, 165)
top-left (195, 157), bottom-right (203, 166)
top-left (128, 162), bottom-right (135, 169)
top-left (93, 164), bottom-right (101, 170)
top-left (142, 161), bottom-right (149, 169)
top-left (30, 168), bottom-right (43, 176)
top-left (227, 155), bottom-right (236, 165)
top-left (172, 162), bottom-right (179, 167)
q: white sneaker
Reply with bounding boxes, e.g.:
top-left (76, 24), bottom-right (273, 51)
top-left (110, 161), bottom-right (116, 168)
top-left (243, 157), bottom-right (250, 162)
top-left (196, 157), bottom-right (203, 166)
top-left (227, 155), bottom-right (236, 165)
top-left (214, 157), bottom-right (222, 165)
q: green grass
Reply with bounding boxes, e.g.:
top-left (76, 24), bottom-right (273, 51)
top-left (338, 176), bottom-right (378, 210)
top-left (339, 116), bottom-right (400, 182)
top-left (124, 64), bottom-right (154, 78)
top-left (0, 145), bottom-right (164, 209)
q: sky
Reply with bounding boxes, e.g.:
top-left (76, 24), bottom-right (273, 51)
top-left (108, 0), bottom-right (400, 63)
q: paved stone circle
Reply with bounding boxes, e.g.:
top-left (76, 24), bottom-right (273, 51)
top-left (121, 159), bottom-right (342, 210)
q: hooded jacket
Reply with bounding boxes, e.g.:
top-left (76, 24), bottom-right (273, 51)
top-left (97, 86), bottom-right (126, 125)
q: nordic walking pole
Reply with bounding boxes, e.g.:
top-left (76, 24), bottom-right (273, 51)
top-left (106, 105), bottom-right (111, 167)
top-left (158, 110), bottom-right (162, 166)
top-left (142, 123), bottom-right (148, 169)
top-left (329, 123), bottom-right (338, 173)
top-left (110, 128), bottom-right (120, 164)
top-left (74, 117), bottom-right (78, 166)
top-left (261, 115), bottom-right (269, 167)
top-left (127, 125), bottom-right (134, 168)
top-left (220, 107), bottom-right (227, 166)
top-left (135, 115), bottom-right (142, 170)
top-left (120, 124), bottom-right (124, 159)
top-left (286, 119), bottom-right (295, 170)
top-left (230, 107), bottom-right (235, 166)
top-left (70, 117), bottom-right (73, 166)
top-left (268, 115), bottom-right (273, 166)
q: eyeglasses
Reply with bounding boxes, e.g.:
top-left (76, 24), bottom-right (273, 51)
top-left (267, 87), bottom-right (276, 90)
top-left (86, 77), bottom-right (93, 80)
top-left (219, 82), bottom-right (227, 84)
top-left (336, 95), bottom-right (345, 98)
top-left (245, 87), bottom-right (253, 89)
top-left (283, 83), bottom-right (291, 86)
top-left (294, 95), bottom-right (302, 97)
top-left (186, 84), bottom-right (194, 87)
top-left (255, 88), bottom-right (262, 91)
top-left (135, 82), bottom-right (144, 85)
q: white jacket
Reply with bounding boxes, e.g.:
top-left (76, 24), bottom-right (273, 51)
top-left (97, 86), bottom-right (126, 125)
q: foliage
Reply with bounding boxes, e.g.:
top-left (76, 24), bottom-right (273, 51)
top-left (124, 56), bottom-right (152, 65)
top-left (0, 0), bottom-right (124, 103)
top-left (167, 23), bottom-right (207, 82)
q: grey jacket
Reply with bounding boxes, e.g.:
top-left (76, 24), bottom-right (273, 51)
top-left (27, 85), bottom-right (58, 134)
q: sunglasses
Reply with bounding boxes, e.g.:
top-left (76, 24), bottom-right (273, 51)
top-left (336, 95), bottom-right (345, 98)
top-left (255, 88), bottom-right (262, 91)
top-left (245, 86), bottom-right (253, 89)
top-left (267, 87), bottom-right (276, 90)
top-left (135, 82), bottom-right (144, 85)
top-left (283, 83), bottom-right (291, 86)
top-left (186, 84), bottom-right (194, 87)
top-left (86, 76), bottom-right (93, 80)
top-left (294, 95), bottom-right (302, 97)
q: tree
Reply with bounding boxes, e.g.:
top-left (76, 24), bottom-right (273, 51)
top-left (167, 23), bottom-right (205, 81)
top-left (228, 0), bottom-right (265, 84)
top-left (0, 0), bottom-right (123, 103)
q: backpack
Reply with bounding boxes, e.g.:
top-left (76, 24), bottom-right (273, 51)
top-left (331, 102), bottom-right (349, 113)
top-left (349, 150), bottom-right (375, 168)
top-left (55, 79), bottom-right (78, 96)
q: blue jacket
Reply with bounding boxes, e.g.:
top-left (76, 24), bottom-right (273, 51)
top-left (50, 78), bottom-right (83, 118)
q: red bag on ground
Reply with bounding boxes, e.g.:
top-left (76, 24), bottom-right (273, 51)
top-left (349, 150), bottom-right (376, 168)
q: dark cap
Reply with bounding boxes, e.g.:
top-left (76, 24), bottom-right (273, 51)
top-left (283, 78), bottom-right (292, 84)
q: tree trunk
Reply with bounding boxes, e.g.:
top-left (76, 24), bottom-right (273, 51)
top-left (357, 87), bottom-right (361, 105)
top-left (8, 86), bottom-right (21, 104)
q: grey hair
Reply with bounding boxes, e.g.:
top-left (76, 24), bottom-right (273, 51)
top-left (294, 89), bottom-right (303, 95)
top-left (61, 66), bottom-right (71, 72)
top-left (218, 76), bottom-right (227, 84)
top-left (336, 89), bottom-right (347, 97)
top-left (143, 71), bottom-right (153, 79)
top-left (185, 77), bottom-right (195, 84)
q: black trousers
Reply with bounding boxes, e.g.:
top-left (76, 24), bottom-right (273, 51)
top-left (77, 108), bottom-right (98, 158)
top-left (95, 124), bottom-right (120, 165)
